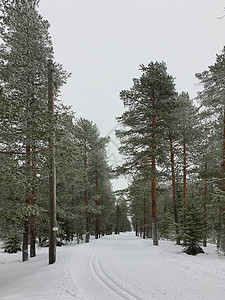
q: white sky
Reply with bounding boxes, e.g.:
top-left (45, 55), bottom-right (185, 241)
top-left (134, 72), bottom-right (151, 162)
top-left (38, 0), bottom-right (225, 190)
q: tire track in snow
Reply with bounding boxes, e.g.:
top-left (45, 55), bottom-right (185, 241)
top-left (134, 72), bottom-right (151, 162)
top-left (90, 243), bottom-right (142, 300)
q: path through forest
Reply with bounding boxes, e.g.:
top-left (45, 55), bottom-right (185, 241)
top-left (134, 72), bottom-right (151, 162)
top-left (1, 232), bottom-right (225, 299)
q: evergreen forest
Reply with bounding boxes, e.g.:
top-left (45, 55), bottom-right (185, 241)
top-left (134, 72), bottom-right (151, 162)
top-left (0, 0), bottom-right (225, 264)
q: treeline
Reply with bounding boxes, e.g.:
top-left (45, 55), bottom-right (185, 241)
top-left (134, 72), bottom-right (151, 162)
top-left (116, 55), bottom-right (225, 255)
top-left (0, 0), bottom-right (131, 261)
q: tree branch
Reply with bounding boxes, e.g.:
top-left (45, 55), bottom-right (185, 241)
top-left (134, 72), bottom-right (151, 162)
top-left (0, 148), bottom-right (48, 155)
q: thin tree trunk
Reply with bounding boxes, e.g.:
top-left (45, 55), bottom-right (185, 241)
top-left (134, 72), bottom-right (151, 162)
top-left (101, 227), bottom-right (105, 236)
top-left (115, 203), bottom-right (119, 234)
top-left (95, 174), bottom-right (99, 239)
top-left (30, 147), bottom-right (36, 257)
top-left (70, 184), bottom-right (75, 241)
top-left (48, 59), bottom-right (57, 265)
top-left (220, 109), bottom-right (225, 251)
top-left (183, 139), bottom-right (187, 218)
top-left (84, 141), bottom-right (90, 243)
top-left (30, 214), bottom-right (36, 257)
top-left (151, 95), bottom-right (158, 246)
top-left (30, 189), bottom-right (36, 257)
top-left (135, 223), bottom-right (138, 236)
top-left (203, 163), bottom-right (208, 247)
top-left (143, 196), bottom-right (146, 239)
top-left (217, 207), bottom-right (222, 251)
top-left (22, 145), bottom-right (31, 262)
top-left (169, 134), bottom-right (179, 243)
top-left (221, 109), bottom-right (225, 192)
top-left (22, 217), bottom-right (29, 262)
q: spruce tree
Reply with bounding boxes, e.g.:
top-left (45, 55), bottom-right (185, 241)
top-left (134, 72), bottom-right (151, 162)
top-left (181, 186), bottom-right (204, 255)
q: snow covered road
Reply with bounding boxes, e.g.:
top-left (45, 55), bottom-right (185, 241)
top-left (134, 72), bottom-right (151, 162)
top-left (1, 232), bottom-right (225, 299)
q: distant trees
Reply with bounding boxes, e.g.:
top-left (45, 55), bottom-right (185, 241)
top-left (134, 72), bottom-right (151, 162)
top-left (114, 195), bottom-right (132, 234)
top-left (129, 176), bottom-right (151, 238)
top-left (72, 118), bottom-right (116, 242)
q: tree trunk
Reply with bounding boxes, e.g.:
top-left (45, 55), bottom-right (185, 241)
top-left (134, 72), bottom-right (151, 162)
top-left (48, 59), bottom-right (57, 265)
top-left (135, 222), bottom-right (138, 236)
top-left (22, 217), bottom-right (29, 262)
top-left (151, 95), bottom-right (158, 246)
top-left (143, 196), bottom-right (146, 239)
top-left (203, 163), bottom-right (208, 247)
top-left (220, 109), bottom-right (225, 251)
top-left (183, 139), bottom-right (187, 218)
top-left (30, 212), bottom-right (36, 257)
top-left (22, 145), bottom-right (31, 262)
top-left (115, 203), bottom-right (119, 234)
top-left (84, 141), bottom-right (90, 243)
top-left (30, 149), bottom-right (36, 257)
top-left (217, 207), bottom-right (222, 252)
top-left (169, 134), bottom-right (179, 243)
top-left (95, 174), bottom-right (99, 239)
top-left (223, 109), bottom-right (225, 186)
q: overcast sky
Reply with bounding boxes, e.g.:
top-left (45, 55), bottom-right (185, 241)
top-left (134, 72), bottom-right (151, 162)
top-left (39, 0), bottom-right (225, 190)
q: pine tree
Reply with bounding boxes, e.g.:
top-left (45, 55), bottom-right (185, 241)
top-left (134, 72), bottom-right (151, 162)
top-left (0, 0), bottom-right (68, 261)
top-left (116, 61), bottom-right (176, 245)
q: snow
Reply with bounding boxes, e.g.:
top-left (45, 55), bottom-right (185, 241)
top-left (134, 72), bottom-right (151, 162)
top-left (1, 233), bottom-right (225, 300)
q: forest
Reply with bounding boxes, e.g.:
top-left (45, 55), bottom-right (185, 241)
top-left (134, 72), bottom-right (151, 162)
top-left (0, 0), bottom-right (131, 264)
top-left (0, 0), bottom-right (225, 266)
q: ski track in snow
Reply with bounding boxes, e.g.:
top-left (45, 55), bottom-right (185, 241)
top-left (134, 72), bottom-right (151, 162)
top-left (90, 242), bottom-right (141, 300)
top-left (1, 233), bottom-right (225, 299)
top-left (97, 236), bottom-right (184, 300)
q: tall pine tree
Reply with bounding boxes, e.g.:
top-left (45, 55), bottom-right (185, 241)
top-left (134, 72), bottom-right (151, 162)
top-left (116, 61), bottom-right (176, 245)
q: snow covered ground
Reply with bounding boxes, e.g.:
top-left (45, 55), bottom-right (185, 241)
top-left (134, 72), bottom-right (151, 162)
top-left (1, 232), bottom-right (225, 299)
